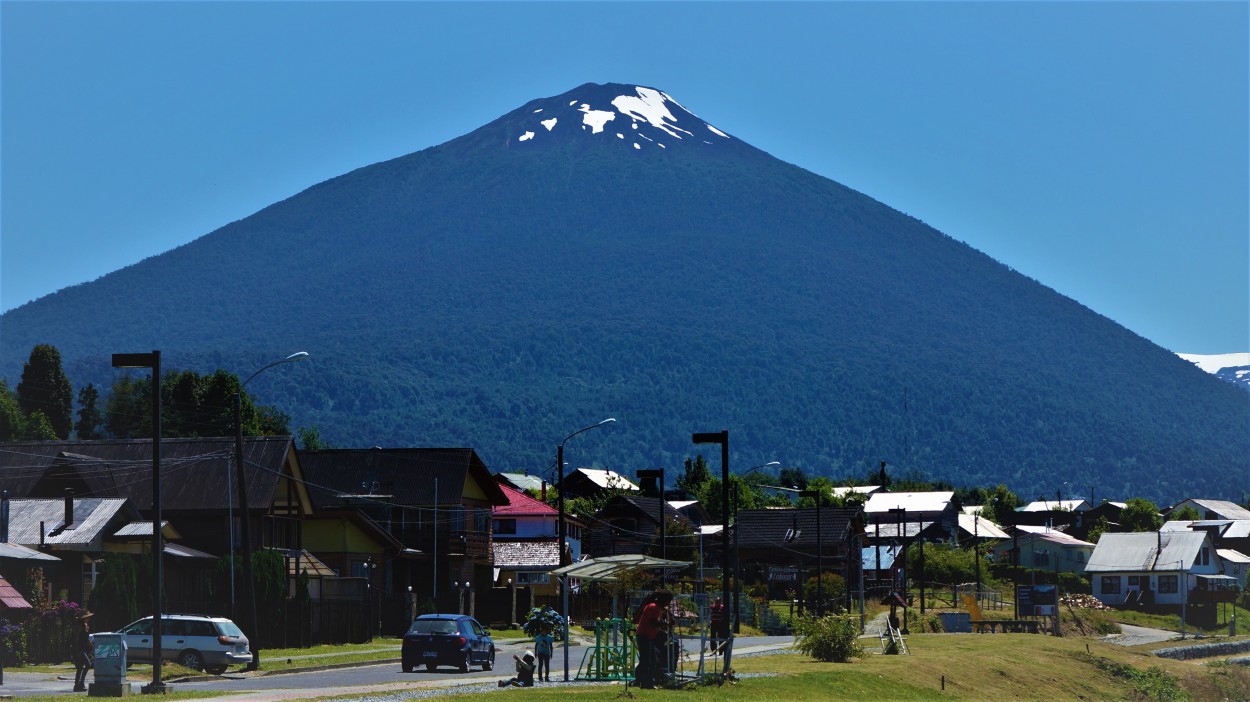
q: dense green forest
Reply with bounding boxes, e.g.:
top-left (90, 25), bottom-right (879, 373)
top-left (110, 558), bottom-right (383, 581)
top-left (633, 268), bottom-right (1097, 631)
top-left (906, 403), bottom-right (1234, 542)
top-left (1, 83), bottom-right (1245, 505)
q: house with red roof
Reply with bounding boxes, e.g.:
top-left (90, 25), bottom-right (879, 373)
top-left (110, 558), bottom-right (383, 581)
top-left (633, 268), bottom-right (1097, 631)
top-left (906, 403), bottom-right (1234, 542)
top-left (491, 482), bottom-right (585, 600)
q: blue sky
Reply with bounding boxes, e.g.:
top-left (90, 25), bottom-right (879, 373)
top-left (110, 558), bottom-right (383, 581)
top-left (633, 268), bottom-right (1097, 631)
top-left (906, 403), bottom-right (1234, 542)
top-left (2, 2), bottom-right (1246, 354)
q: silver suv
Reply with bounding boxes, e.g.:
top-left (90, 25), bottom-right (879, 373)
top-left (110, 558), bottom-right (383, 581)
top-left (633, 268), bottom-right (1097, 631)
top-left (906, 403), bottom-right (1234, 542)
top-left (105, 614), bottom-right (252, 675)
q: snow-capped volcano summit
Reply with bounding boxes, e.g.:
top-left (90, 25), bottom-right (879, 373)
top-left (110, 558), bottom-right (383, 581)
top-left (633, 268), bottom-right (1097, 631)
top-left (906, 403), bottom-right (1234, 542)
top-left (470, 83), bottom-right (736, 153)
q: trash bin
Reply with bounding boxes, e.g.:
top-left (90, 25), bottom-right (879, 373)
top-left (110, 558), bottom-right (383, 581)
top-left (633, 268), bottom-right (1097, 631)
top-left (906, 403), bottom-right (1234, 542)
top-left (90, 632), bottom-right (130, 696)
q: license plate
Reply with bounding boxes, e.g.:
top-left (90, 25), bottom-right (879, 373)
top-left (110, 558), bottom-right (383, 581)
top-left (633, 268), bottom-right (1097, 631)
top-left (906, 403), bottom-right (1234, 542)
top-left (423, 651), bottom-right (437, 658)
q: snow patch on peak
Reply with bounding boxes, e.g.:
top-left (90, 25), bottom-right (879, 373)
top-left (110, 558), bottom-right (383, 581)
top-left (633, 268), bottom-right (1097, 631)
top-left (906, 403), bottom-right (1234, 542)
top-left (541, 118), bottom-right (558, 131)
top-left (611, 87), bottom-right (693, 139)
top-left (579, 104), bottom-right (615, 133)
top-left (518, 131), bottom-right (535, 142)
top-left (1178, 352), bottom-right (1250, 374)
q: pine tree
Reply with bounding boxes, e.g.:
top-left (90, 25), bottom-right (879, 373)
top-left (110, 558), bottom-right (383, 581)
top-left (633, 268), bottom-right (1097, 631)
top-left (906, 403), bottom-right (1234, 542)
top-left (16, 344), bottom-right (74, 439)
top-left (75, 383), bottom-right (102, 440)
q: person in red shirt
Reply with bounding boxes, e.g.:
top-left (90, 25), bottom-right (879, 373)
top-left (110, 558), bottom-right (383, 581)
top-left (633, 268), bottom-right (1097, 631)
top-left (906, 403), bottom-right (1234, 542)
top-left (707, 596), bottom-right (728, 654)
top-left (633, 590), bottom-right (673, 689)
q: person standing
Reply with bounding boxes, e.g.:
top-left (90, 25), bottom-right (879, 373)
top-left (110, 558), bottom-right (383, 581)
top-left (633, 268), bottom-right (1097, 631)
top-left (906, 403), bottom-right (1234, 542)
top-left (72, 611), bottom-right (94, 692)
top-left (708, 596), bottom-right (728, 654)
top-left (633, 589), bottom-right (673, 689)
top-left (533, 626), bottom-right (554, 682)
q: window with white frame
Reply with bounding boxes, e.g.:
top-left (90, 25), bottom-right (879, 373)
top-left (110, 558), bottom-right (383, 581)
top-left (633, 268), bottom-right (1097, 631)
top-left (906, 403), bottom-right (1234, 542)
top-left (516, 572), bottom-right (551, 585)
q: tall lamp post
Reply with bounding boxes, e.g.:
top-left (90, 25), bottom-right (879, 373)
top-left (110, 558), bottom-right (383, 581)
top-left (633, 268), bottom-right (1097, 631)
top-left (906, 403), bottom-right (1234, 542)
top-left (799, 490), bottom-right (823, 616)
top-left (732, 461), bottom-right (779, 633)
top-left (235, 351), bottom-right (308, 671)
top-left (692, 430), bottom-right (730, 671)
top-left (557, 418), bottom-right (616, 682)
top-left (112, 351), bottom-right (165, 695)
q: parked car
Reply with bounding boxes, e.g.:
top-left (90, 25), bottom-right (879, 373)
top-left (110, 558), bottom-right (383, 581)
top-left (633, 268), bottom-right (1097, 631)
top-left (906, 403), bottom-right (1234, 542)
top-left (401, 614), bottom-right (495, 673)
top-left (95, 614), bottom-right (252, 675)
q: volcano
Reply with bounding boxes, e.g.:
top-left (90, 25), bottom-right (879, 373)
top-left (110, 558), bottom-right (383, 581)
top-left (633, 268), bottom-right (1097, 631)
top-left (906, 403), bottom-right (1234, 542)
top-left (2, 83), bottom-right (1245, 503)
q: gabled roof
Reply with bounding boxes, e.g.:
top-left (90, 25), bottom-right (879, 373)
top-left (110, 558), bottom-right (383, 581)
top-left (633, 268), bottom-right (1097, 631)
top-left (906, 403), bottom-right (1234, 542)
top-left (734, 507), bottom-right (860, 548)
top-left (300, 448), bottom-right (507, 508)
top-left (958, 513), bottom-right (1010, 539)
top-left (1004, 530), bottom-right (1095, 548)
top-left (831, 485), bottom-right (881, 498)
top-left (600, 496), bottom-right (687, 527)
top-left (0, 575), bottom-right (33, 610)
top-left (0, 542), bottom-right (60, 561)
top-left (1218, 549), bottom-right (1250, 564)
top-left (1085, 531), bottom-right (1208, 573)
top-left (495, 483), bottom-right (557, 517)
top-left (1021, 499), bottom-right (1091, 512)
top-left (496, 473), bottom-right (547, 494)
top-left (5, 498), bottom-right (134, 547)
top-left (864, 491), bottom-right (954, 515)
top-left (0, 437), bottom-right (303, 512)
top-left (1162, 520), bottom-right (1250, 539)
top-left (1173, 499), bottom-right (1250, 521)
top-left (569, 468), bottom-right (639, 491)
top-left (492, 540), bottom-right (560, 569)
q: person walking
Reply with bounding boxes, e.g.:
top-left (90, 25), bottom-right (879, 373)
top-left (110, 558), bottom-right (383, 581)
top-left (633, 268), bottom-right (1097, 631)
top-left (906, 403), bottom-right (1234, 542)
top-left (533, 626), bottom-right (554, 682)
top-left (72, 610), bottom-right (94, 692)
top-left (633, 589), bottom-right (673, 689)
top-left (708, 596), bottom-right (728, 654)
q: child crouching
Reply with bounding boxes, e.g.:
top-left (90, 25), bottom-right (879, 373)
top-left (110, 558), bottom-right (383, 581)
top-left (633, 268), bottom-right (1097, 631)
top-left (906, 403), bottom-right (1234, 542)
top-left (498, 650), bottom-right (536, 687)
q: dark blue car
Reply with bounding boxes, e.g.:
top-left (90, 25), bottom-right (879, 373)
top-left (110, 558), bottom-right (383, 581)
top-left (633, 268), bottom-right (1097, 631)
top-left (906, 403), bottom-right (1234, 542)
top-left (401, 614), bottom-right (495, 673)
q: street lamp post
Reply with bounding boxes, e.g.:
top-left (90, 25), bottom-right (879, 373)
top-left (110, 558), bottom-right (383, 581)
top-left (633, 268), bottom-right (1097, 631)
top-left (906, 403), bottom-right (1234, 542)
top-left (692, 430), bottom-right (730, 670)
top-left (732, 461), bottom-right (779, 633)
top-left (557, 418), bottom-right (616, 682)
top-left (234, 351), bottom-right (308, 671)
top-left (800, 489), bottom-right (823, 616)
top-left (112, 351), bottom-right (165, 695)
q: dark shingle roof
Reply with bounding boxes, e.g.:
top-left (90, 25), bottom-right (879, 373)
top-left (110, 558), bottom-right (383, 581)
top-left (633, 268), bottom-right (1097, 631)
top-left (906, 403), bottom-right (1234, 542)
top-left (0, 437), bottom-right (296, 512)
top-left (734, 507), bottom-right (861, 548)
top-left (300, 448), bottom-right (507, 508)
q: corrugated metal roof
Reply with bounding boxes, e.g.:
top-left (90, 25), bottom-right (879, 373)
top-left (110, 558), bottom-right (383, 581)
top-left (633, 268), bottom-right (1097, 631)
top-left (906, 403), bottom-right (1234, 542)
top-left (0, 575), bottom-right (33, 609)
top-left (864, 491), bottom-right (954, 515)
top-left (497, 473), bottom-right (547, 494)
top-left (734, 507), bottom-right (859, 548)
top-left (1021, 499), bottom-right (1091, 512)
top-left (573, 469), bottom-right (638, 491)
top-left (1218, 548), bottom-right (1250, 563)
top-left (112, 521), bottom-right (178, 539)
top-left (4, 498), bottom-right (131, 547)
top-left (1085, 531), bottom-right (1206, 573)
top-left (0, 542), bottom-right (60, 561)
top-left (1161, 520), bottom-right (1250, 539)
top-left (1178, 499), bottom-right (1250, 521)
top-left (0, 437), bottom-right (298, 512)
top-left (958, 513), bottom-right (1010, 539)
top-left (164, 543), bottom-right (216, 559)
top-left (494, 483), bottom-right (557, 517)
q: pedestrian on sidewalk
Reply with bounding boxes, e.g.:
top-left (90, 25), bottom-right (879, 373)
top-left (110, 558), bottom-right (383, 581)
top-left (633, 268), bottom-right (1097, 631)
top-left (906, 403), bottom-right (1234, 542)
top-left (633, 589), bottom-right (673, 689)
top-left (72, 610), bottom-right (94, 692)
top-left (533, 626), bottom-right (554, 682)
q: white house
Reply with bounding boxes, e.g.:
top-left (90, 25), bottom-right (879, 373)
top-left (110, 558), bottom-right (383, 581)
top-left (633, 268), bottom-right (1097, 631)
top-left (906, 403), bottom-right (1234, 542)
top-left (1085, 531), bottom-right (1224, 606)
top-left (1168, 499), bottom-right (1250, 521)
top-left (994, 527), bottom-right (1094, 574)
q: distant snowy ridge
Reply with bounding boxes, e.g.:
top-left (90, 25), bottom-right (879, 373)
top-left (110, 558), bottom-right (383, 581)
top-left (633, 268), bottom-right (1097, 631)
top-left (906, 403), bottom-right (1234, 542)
top-left (513, 84), bottom-right (731, 151)
top-left (1178, 352), bottom-right (1250, 391)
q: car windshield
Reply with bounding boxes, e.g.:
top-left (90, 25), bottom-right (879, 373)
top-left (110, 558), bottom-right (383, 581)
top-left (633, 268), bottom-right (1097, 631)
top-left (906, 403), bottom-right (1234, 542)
top-left (408, 619), bottom-right (459, 635)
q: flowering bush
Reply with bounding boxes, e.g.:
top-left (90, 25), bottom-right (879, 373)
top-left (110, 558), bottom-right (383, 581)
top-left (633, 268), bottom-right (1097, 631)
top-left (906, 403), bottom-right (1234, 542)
top-left (1, 622), bottom-right (29, 666)
top-left (522, 605), bottom-right (564, 641)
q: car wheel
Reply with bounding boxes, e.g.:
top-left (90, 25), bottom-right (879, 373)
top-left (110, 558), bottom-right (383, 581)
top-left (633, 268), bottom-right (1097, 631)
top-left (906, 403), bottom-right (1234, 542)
top-left (425, 663), bottom-right (436, 673)
top-left (402, 662), bottom-right (413, 673)
top-left (459, 651), bottom-right (470, 673)
top-left (177, 650), bottom-right (204, 672)
top-left (482, 650), bottom-right (494, 671)
top-left (205, 665), bottom-right (227, 676)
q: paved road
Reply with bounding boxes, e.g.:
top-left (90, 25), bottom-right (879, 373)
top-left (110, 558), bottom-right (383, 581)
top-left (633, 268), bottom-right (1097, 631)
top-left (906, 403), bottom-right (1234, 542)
top-left (1103, 623), bottom-right (1182, 647)
top-left (0, 635), bottom-right (794, 698)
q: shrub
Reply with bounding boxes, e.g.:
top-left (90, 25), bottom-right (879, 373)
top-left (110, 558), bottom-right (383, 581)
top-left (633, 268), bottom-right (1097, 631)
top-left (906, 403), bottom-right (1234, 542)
top-left (522, 605), bottom-right (564, 641)
top-left (793, 614), bottom-right (863, 663)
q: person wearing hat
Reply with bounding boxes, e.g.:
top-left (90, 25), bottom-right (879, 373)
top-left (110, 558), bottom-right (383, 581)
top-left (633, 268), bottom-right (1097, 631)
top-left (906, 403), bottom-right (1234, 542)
top-left (72, 610), bottom-right (95, 692)
top-left (497, 649), bottom-right (536, 687)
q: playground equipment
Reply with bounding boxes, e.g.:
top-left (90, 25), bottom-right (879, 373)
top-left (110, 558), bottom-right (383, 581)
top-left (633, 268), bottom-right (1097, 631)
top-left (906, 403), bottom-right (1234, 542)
top-left (577, 618), bottom-right (638, 681)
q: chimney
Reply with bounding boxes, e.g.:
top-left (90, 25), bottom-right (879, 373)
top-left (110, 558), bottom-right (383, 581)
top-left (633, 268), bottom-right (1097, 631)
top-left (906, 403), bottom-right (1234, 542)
top-left (1, 489), bottom-right (9, 543)
top-left (64, 488), bottom-right (74, 529)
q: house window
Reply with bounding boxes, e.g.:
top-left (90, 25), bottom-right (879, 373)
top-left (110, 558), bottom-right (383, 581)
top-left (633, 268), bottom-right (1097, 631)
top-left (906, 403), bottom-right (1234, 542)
top-left (1200, 548), bottom-right (1210, 567)
top-left (1075, 551), bottom-right (1085, 563)
top-left (494, 519), bottom-right (517, 535)
top-left (1158, 575), bottom-right (1178, 594)
top-left (1033, 550), bottom-right (1050, 567)
top-left (450, 506), bottom-right (466, 532)
top-left (1101, 576), bottom-right (1121, 595)
top-left (517, 572), bottom-right (550, 585)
